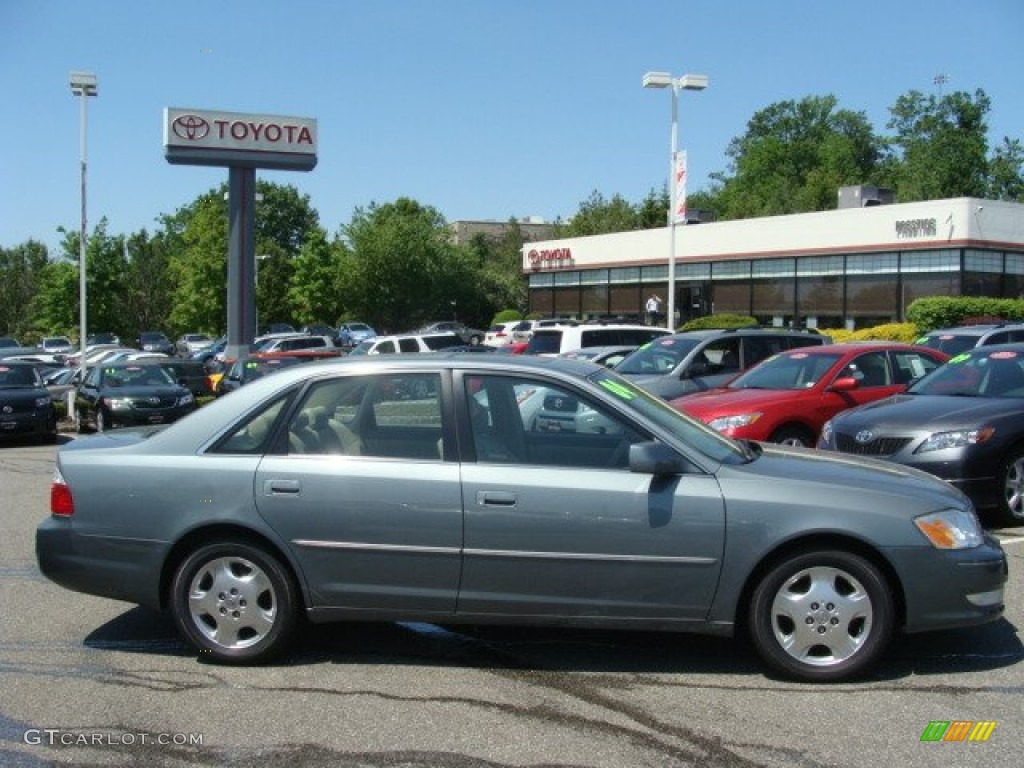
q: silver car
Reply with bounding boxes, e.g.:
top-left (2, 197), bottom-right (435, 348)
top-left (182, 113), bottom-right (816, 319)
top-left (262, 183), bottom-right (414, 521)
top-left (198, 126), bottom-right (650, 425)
top-left (36, 354), bottom-right (1007, 682)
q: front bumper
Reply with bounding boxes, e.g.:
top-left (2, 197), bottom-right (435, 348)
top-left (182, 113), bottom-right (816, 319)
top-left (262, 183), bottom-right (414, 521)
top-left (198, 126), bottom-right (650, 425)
top-left (885, 535), bottom-right (1008, 633)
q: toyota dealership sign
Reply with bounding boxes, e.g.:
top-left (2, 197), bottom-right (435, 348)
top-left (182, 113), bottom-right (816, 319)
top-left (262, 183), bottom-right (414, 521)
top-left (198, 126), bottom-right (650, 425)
top-left (163, 107), bottom-right (317, 170)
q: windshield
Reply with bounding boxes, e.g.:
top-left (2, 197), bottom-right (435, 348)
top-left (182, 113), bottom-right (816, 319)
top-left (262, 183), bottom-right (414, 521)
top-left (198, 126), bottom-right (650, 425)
top-left (0, 365), bottom-right (40, 388)
top-left (588, 369), bottom-right (749, 464)
top-left (99, 365), bottom-right (174, 387)
top-left (731, 351), bottom-right (843, 390)
top-left (909, 348), bottom-right (1024, 398)
top-left (614, 337), bottom-right (700, 375)
top-left (348, 341), bottom-right (373, 356)
top-left (916, 333), bottom-right (979, 355)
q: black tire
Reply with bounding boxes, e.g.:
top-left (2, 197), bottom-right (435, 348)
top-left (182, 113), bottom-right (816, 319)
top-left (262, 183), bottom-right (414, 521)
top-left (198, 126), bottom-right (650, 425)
top-left (769, 425), bottom-right (814, 447)
top-left (170, 540), bottom-right (299, 664)
top-left (748, 550), bottom-right (893, 682)
top-left (999, 447), bottom-right (1024, 526)
top-left (469, 335), bottom-right (482, 346)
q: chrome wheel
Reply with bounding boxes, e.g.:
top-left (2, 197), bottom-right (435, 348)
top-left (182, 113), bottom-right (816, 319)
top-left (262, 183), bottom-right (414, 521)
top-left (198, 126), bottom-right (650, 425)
top-left (769, 566), bottom-right (872, 667)
top-left (749, 550), bottom-right (892, 682)
top-left (171, 541), bottom-right (298, 664)
top-left (95, 409), bottom-right (106, 433)
top-left (187, 556), bottom-right (277, 651)
top-left (1002, 451), bottom-right (1024, 522)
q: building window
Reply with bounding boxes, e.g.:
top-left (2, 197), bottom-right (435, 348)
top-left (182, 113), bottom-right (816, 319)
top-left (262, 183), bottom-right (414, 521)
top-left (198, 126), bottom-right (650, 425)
top-left (901, 249), bottom-right (959, 273)
top-left (964, 250), bottom-right (1003, 273)
top-left (847, 253), bottom-right (898, 275)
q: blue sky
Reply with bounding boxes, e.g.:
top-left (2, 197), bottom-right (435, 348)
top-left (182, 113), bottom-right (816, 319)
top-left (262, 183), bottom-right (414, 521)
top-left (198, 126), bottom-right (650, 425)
top-left (2, 0), bottom-right (1022, 255)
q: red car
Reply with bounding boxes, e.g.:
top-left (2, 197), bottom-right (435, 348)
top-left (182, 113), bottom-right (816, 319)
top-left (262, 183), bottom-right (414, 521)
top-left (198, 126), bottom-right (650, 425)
top-left (669, 343), bottom-right (949, 446)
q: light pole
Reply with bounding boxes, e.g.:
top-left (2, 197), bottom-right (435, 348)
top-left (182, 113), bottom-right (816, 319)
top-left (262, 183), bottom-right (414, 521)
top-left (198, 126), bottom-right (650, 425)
top-left (643, 70), bottom-right (708, 330)
top-left (69, 70), bottom-right (97, 363)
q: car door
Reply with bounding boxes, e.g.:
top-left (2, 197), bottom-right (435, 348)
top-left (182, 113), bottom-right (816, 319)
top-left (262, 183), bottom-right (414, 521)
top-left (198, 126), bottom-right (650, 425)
top-left (454, 371), bottom-right (726, 623)
top-left (253, 370), bottom-right (463, 613)
top-left (73, 365), bottom-right (103, 427)
top-left (823, 350), bottom-right (905, 413)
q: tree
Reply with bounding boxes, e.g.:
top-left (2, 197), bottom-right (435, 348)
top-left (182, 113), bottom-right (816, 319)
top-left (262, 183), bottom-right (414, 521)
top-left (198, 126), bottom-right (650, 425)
top-left (882, 88), bottom-right (991, 201)
top-left (339, 198), bottom-right (487, 333)
top-left (287, 225), bottom-right (343, 325)
top-left (122, 229), bottom-right (174, 341)
top-left (987, 137), bottom-right (1024, 201)
top-left (710, 95), bottom-right (881, 219)
top-left (0, 239), bottom-right (48, 340)
top-left (161, 181), bottom-right (322, 334)
top-left (562, 191), bottom-right (644, 236)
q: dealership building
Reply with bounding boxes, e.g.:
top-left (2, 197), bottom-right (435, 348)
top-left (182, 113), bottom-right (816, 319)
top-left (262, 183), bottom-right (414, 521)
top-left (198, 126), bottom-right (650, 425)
top-left (521, 193), bottom-right (1024, 330)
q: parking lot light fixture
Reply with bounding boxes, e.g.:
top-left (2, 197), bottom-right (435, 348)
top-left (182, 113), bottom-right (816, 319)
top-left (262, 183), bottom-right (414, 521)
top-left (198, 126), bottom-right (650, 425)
top-left (70, 71), bottom-right (98, 363)
top-left (643, 69), bottom-right (708, 330)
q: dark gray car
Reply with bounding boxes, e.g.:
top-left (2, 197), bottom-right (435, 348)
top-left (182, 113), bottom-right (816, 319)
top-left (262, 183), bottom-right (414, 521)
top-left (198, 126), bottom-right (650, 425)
top-left (615, 327), bottom-right (831, 399)
top-left (37, 354), bottom-right (1006, 682)
top-left (818, 342), bottom-right (1024, 526)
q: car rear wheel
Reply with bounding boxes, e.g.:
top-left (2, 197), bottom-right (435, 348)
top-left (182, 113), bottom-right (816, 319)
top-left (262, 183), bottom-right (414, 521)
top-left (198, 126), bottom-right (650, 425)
top-left (769, 425), bottom-right (814, 447)
top-left (1000, 448), bottom-right (1024, 524)
top-left (748, 550), bottom-right (893, 682)
top-left (170, 541), bottom-right (299, 664)
top-left (95, 408), bottom-right (107, 433)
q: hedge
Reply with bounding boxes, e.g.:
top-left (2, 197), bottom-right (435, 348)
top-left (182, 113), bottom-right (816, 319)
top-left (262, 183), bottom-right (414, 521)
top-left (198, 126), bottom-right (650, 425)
top-left (906, 297), bottom-right (1024, 333)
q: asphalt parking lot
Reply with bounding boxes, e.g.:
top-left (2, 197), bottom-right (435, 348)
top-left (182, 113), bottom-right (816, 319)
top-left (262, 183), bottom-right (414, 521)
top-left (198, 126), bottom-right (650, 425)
top-left (1, 437), bottom-right (1022, 768)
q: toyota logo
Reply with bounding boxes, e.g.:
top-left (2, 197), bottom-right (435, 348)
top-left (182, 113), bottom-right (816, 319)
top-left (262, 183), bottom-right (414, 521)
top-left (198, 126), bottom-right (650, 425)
top-left (172, 114), bottom-right (210, 141)
top-left (854, 430), bottom-right (874, 444)
top-left (148, 397), bottom-right (160, 405)
top-left (1, 405), bottom-right (11, 414)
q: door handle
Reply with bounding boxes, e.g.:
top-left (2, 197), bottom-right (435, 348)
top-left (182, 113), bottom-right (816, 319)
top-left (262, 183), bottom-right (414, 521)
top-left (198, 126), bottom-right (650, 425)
top-left (264, 479), bottom-right (301, 496)
top-left (477, 490), bottom-right (517, 507)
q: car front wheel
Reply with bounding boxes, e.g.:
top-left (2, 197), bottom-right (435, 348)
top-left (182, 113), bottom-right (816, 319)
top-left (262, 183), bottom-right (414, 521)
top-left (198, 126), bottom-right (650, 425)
top-left (170, 541), bottom-right (299, 664)
top-left (748, 550), bottom-right (893, 682)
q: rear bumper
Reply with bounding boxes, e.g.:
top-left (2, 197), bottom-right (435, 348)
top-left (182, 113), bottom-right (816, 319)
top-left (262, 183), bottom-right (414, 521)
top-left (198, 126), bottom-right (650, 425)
top-left (36, 517), bottom-right (166, 609)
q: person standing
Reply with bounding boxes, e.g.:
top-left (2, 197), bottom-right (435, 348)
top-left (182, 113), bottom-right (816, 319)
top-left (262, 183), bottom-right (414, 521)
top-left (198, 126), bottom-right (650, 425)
top-left (645, 294), bottom-right (663, 326)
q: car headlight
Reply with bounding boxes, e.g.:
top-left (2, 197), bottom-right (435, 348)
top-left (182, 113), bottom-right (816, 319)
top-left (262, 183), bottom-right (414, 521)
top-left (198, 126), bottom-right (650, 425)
top-left (707, 412), bottom-right (762, 432)
top-left (103, 397), bottom-right (131, 411)
top-left (35, 396), bottom-right (51, 408)
top-left (914, 508), bottom-right (984, 549)
top-left (915, 427), bottom-right (994, 454)
top-left (819, 419), bottom-right (833, 444)
top-left (177, 392), bottom-right (195, 407)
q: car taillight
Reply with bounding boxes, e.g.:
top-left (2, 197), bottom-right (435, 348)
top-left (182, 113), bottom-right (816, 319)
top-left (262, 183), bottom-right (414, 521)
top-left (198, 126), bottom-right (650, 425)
top-left (51, 468), bottom-right (74, 517)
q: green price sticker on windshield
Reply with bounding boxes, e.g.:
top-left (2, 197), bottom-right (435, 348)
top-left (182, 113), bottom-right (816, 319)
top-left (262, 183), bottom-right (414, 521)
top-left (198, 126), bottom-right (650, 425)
top-left (948, 353), bottom-right (971, 364)
top-left (599, 379), bottom-right (635, 400)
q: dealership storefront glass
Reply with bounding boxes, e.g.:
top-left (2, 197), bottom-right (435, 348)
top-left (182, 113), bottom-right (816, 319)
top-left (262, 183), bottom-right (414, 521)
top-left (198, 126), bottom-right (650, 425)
top-left (528, 247), bottom-right (1024, 330)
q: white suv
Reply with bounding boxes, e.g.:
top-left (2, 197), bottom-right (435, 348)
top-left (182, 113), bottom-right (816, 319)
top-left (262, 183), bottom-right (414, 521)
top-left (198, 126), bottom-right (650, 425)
top-left (525, 323), bottom-right (670, 356)
top-left (348, 332), bottom-right (463, 355)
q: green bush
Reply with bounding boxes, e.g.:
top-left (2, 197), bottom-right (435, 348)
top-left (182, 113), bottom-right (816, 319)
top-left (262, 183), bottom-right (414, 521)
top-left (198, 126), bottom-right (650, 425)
top-left (680, 314), bottom-right (757, 331)
top-left (907, 297), bottom-right (1024, 333)
top-left (490, 309), bottom-right (524, 325)
top-left (850, 322), bottom-right (920, 343)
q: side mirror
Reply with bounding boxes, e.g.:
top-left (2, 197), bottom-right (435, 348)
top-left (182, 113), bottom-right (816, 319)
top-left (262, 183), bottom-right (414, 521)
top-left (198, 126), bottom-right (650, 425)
top-left (829, 376), bottom-right (859, 392)
top-left (685, 360), bottom-right (709, 378)
top-left (629, 441), bottom-right (688, 476)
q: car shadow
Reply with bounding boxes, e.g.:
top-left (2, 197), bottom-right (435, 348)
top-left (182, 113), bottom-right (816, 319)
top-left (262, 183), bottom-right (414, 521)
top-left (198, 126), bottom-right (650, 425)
top-left (83, 607), bottom-right (1023, 683)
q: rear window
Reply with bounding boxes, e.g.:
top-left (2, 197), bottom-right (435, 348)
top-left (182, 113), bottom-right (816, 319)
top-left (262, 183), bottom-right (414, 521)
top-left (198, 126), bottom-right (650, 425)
top-left (579, 328), bottom-right (667, 347)
top-left (525, 330), bottom-right (563, 354)
top-left (422, 334), bottom-right (462, 351)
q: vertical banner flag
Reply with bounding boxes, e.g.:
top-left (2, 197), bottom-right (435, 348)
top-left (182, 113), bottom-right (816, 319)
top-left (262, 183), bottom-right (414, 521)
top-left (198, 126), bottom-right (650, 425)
top-left (673, 150), bottom-right (688, 224)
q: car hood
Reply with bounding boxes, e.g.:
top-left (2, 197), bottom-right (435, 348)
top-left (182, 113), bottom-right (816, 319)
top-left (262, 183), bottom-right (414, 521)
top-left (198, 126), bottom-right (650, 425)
top-left (677, 386), bottom-right (795, 416)
top-left (98, 385), bottom-right (185, 398)
top-left (831, 393), bottom-right (1022, 430)
top-left (723, 441), bottom-right (970, 519)
top-left (0, 386), bottom-right (48, 401)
